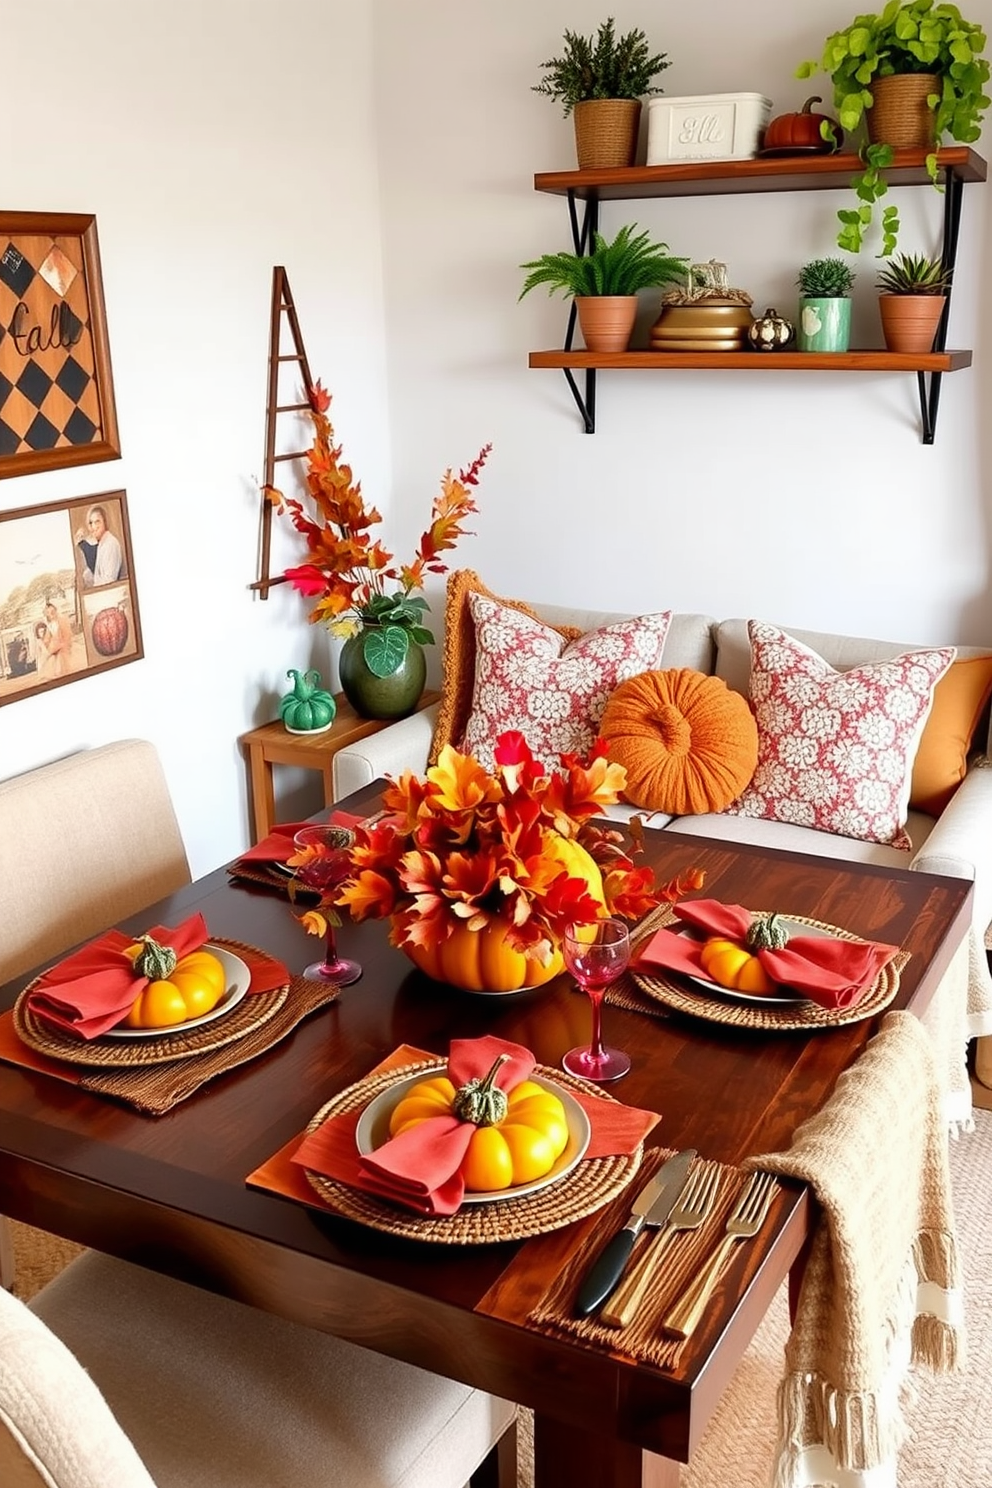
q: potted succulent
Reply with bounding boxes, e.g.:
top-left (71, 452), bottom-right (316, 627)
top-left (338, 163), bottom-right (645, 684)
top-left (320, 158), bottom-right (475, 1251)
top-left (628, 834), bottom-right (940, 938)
top-left (797, 1), bottom-right (990, 253)
top-left (875, 251), bottom-right (952, 351)
top-left (796, 257), bottom-right (857, 351)
top-left (533, 16), bottom-right (671, 168)
top-left (519, 223), bottom-right (687, 352)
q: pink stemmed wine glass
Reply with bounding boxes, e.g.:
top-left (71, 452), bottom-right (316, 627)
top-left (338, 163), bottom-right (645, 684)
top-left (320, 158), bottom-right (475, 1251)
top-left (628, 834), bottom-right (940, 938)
top-left (292, 825), bottom-right (362, 985)
top-left (562, 918), bottom-right (631, 1082)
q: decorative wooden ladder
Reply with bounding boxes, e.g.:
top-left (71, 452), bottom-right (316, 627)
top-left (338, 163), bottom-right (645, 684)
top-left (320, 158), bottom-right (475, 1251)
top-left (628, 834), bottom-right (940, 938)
top-left (250, 266), bottom-right (315, 599)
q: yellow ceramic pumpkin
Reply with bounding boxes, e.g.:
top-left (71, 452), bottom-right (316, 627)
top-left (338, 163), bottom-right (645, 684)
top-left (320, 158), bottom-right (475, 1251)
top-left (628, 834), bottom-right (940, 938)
top-left (403, 833), bottom-right (605, 993)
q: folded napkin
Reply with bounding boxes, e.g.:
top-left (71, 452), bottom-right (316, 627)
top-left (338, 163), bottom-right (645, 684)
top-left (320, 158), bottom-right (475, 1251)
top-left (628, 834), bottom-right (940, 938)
top-left (24, 914), bottom-right (289, 1041)
top-left (292, 1035), bottom-right (659, 1217)
top-left (238, 809), bottom-right (365, 864)
top-left (633, 899), bottom-right (900, 1011)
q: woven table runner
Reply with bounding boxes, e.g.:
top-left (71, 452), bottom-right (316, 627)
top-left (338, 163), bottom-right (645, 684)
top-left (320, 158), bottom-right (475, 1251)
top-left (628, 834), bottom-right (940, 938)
top-left (527, 1147), bottom-right (780, 1371)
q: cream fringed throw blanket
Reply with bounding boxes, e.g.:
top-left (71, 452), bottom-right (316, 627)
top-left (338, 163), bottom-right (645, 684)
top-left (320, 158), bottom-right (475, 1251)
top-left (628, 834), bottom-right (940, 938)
top-left (754, 1010), bottom-right (965, 1488)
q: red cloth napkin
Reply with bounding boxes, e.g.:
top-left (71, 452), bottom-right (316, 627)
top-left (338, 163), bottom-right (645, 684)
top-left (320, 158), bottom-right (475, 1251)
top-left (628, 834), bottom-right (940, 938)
top-left (24, 914), bottom-right (290, 1040)
top-left (633, 899), bottom-right (900, 1011)
top-left (238, 810), bottom-right (365, 864)
top-left (292, 1035), bottom-right (659, 1217)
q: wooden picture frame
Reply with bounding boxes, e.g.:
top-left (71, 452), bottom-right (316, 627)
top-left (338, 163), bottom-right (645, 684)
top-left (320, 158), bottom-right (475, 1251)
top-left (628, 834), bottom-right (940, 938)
top-left (0, 212), bottom-right (120, 478)
top-left (0, 491), bottom-right (142, 706)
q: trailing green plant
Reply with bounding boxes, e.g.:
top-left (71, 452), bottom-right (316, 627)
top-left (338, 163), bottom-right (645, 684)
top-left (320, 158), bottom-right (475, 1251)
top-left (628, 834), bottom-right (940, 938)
top-left (519, 224), bottom-right (688, 299)
top-left (532, 16), bottom-right (670, 114)
top-left (875, 250), bottom-right (952, 291)
top-left (797, 0), bottom-right (991, 253)
top-left (797, 257), bottom-right (858, 296)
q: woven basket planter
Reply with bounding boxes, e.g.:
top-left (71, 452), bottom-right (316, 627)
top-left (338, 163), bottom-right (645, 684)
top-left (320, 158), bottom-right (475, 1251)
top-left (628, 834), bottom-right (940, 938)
top-left (867, 73), bottom-right (939, 150)
top-left (573, 99), bottom-right (641, 169)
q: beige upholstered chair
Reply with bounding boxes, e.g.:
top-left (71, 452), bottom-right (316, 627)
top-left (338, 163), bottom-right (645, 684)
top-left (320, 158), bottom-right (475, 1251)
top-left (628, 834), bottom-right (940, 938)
top-left (0, 740), bottom-right (192, 1292)
top-left (0, 1249), bottom-right (516, 1488)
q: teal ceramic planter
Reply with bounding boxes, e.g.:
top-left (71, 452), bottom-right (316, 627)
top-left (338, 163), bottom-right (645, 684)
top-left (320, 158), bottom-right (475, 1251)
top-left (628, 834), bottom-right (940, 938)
top-left (797, 297), bottom-right (851, 352)
top-left (339, 626), bottom-right (427, 720)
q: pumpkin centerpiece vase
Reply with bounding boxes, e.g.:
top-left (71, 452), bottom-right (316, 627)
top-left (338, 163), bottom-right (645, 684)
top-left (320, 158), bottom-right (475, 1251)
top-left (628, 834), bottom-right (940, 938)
top-left (337, 729), bottom-right (705, 995)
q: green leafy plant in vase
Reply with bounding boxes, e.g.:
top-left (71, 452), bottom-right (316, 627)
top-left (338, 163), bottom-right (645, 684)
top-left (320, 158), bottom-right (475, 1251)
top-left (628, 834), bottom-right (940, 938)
top-left (797, 1), bottom-right (990, 254)
top-left (796, 256), bottom-right (857, 351)
top-left (875, 250), bottom-right (952, 350)
top-left (533, 16), bottom-right (671, 168)
top-left (519, 223), bottom-right (687, 353)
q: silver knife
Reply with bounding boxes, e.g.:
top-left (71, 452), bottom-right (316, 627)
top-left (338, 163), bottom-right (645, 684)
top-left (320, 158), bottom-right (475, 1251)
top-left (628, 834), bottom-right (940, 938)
top-left (574, 1148), bottom-right (696, 1317)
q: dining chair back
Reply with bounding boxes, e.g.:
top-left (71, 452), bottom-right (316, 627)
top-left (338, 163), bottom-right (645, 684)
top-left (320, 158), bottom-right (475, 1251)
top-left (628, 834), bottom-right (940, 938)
top-left (0, 740), bottom-right (192, 1291)
top-left (0, 1249), bottom-right (516, 1488)
top-left (0, 738), bottom-right (191, 987)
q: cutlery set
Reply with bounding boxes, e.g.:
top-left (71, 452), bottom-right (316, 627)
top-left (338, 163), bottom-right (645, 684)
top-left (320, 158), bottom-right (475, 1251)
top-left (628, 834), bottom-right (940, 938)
top-left (575, 1152), bottom-right (777, 1339)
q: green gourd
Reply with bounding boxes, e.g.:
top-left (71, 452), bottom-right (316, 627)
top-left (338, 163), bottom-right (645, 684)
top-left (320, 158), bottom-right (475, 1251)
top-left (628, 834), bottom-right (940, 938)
top-left (279, 669), bottom-right (337, 732)
top-left (452, 1054), bottom-right (510, 1127)
top-left (746, 912), bottom-right (791, 952)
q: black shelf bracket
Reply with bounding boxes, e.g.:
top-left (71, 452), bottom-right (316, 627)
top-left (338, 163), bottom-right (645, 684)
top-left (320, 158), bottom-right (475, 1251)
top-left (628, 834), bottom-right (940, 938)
top-left (917, 165), bottom-right (965, 444)
top-left (559, 190), bottom-right (600, 433)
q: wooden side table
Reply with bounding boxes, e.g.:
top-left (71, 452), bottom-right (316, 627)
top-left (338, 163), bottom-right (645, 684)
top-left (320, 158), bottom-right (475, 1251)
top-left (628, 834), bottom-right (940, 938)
top-left (239, 691), bottom-right (438, 842)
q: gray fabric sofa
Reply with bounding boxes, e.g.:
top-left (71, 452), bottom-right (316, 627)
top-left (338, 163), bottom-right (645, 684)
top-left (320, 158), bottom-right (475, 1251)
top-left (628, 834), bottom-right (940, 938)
top-left (331, 605), bottom-right (992, 1078)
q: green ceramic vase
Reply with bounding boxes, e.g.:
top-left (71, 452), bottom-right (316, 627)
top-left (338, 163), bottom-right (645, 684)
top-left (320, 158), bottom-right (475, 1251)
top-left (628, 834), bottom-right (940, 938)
top-left (797, 297), bottom-right (851, 353)
top-left (339, 625), bottom-right (427, 720)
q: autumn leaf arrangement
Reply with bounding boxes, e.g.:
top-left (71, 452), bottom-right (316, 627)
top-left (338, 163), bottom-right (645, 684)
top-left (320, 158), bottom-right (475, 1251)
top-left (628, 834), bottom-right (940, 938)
top-left (266, 380), bottom-right (491, 678)
top-left (336, 730), bottom-right (705, 965)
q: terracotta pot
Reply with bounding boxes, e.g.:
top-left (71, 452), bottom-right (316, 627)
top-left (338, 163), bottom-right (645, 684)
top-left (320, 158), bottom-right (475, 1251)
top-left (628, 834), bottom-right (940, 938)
top-left (879, 294), bottom-right (947, 354)
top-left (867, 73), bottom-right (939, 150)
top-left (576, 295), bottom-right (638, 353)
top-left (572, 99), bottom-right (641, 169)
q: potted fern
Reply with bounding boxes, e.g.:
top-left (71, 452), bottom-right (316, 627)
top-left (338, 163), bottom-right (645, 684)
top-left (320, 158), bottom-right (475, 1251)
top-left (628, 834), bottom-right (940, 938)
top-left (533, 17), bottom-right (671, 168)
top-left (797, 1), bottom-right (990, 254)
top-left (519, 224), bottom-right (687, 352)
top-left (796, 257), bottom-right (857, 351)
top-left (875, 251), bottom-right (951, 351)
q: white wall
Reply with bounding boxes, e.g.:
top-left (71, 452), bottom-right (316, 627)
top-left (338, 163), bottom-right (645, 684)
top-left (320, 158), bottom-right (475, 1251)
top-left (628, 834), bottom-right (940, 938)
top-left (0, 0), bottom-right (389, 875)
top-left (2, 0), bottom-right (991, 882)
top-left (375, 0), bottom-right (992, 650)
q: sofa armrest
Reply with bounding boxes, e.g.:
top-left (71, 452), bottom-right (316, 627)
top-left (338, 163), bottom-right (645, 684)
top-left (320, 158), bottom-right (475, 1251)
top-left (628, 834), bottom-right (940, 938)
top-left (911, 763), bottom-right (992, 945)
top-left (332, 704), bottom-right (439, 799)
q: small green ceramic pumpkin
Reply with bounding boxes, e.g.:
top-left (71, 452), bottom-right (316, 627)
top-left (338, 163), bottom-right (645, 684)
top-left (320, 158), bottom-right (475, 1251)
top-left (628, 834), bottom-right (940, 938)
top-left (279, 669), bottom-right (336, 732)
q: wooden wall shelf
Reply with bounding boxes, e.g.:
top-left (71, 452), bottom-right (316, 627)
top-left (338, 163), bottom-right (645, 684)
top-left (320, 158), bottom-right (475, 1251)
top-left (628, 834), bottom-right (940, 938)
top-left (529, 147), bottom-right (986, 441)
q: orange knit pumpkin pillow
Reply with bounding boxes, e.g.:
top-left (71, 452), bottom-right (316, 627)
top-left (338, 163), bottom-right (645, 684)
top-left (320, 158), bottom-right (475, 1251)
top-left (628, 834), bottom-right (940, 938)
top-left (600, 668), bottom-right (759, 815)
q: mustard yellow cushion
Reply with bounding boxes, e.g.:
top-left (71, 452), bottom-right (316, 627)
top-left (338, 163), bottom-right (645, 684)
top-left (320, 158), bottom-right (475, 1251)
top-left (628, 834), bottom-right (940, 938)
top-left (909, 654), bottom-right (992, 815)
top-left (600, 668), bottom-right (759, 815)
top-left (428, 570), bottom-right (581, 765)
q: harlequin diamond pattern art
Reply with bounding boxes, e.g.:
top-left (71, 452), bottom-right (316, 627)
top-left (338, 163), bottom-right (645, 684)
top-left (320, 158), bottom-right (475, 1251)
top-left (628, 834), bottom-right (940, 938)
top-left (0, 233), bottom-right (103, 460)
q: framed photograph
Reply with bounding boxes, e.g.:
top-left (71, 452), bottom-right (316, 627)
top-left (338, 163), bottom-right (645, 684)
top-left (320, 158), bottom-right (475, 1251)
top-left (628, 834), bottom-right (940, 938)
top-left (0, 212), bottom-right (120, 478)
top-left (0, 491), bottom-right (142, 706)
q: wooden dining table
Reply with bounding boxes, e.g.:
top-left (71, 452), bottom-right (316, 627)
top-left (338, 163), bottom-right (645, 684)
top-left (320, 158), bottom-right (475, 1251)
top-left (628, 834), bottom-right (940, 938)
top-left (0, 781), bottom-right (973, 1488)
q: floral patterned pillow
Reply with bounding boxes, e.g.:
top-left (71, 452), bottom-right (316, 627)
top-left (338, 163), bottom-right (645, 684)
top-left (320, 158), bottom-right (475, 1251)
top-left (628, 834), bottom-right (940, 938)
top-left (725, 621), bottom-right (956, 849)
top-left (460, 595), bottom-right (672, 770)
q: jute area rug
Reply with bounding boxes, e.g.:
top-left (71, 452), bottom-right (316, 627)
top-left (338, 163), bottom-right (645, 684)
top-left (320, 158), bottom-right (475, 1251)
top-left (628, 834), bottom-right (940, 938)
top-left (10, 1110), bottom-right (992, 1486)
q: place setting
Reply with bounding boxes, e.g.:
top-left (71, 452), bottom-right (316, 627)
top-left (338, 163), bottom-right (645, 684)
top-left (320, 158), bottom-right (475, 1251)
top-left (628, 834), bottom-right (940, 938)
top-left (610, 897), bottom-right (909, 1032)
top-left (225, 808), bottom-right (381, 896)
top-left (246, 1032), bottom-right (663, 1245)
top-left (0, 909), bottom-right (339, 1115)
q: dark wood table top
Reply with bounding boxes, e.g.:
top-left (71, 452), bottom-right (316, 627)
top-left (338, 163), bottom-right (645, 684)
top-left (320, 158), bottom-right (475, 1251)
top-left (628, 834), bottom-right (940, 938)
top-left (0, 783), bottom-right (973, 1488)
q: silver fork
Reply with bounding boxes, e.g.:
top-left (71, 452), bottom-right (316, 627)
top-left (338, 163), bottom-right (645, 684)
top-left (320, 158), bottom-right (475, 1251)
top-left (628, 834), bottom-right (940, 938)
top-left (663, 1170), bottom-right (778, 1340)
top-left (600, 1163), bottom-right (720, 1328)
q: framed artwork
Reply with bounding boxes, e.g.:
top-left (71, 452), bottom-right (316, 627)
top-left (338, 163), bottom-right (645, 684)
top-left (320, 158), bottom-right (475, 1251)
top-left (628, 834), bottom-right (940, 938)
top-left (0, 490), bottom-right (142, 706)
top-left (0, 212), bottom-right (120, 478)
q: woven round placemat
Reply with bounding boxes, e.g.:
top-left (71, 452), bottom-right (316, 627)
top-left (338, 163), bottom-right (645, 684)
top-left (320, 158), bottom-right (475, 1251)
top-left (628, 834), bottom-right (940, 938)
top-left (13, 938), bottom-right (289, 1068)
top-left (302, 1059), bottom-right (643, 1244)
top-left (631, 912), bottom-right (906, 1031)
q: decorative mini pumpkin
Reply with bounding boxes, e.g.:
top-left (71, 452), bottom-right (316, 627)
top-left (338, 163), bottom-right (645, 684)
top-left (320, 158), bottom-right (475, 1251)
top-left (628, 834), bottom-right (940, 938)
top-left (387, 1055), bottom-right (570, 1191)
top-left (699, 937), bottom-right (774, 995)
top-left (745, 912), bottom-right (791, 952)
top-left (91, 605), bottom-right (129, 657)
top-left (122, 937), bottom-right (228, 1028)
top-left (763, 96), bottom-right (842, 154)
top-left (279, 669), bottom-right (337, 732)
top-left (747, 307), bottom-right (795, 352)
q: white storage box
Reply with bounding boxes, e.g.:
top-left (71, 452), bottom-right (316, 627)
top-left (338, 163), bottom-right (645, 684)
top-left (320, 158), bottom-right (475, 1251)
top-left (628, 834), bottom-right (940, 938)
top-left (646, 93), bottom-right (772, 164)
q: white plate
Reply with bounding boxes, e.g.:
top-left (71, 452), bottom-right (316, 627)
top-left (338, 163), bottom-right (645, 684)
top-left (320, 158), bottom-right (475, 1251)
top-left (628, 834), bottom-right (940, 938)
top-left (105, 945), bottom-right (251, 1039)
top-left (268, 860), bottom-right (296, 878)
top-left (678, 918), bottom-right (831, 1007)
top-left (355, 1067), bottom-right (592, 1204)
